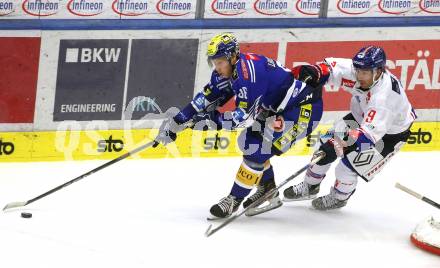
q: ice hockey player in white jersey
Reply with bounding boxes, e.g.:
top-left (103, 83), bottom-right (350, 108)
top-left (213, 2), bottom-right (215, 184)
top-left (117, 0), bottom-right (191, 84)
top-left (284, 46), bottom-right (417, 210)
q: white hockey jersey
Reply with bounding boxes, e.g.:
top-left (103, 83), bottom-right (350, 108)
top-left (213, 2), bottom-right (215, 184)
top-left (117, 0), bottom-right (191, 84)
top-left (324, 57), bottom-right (416, 143)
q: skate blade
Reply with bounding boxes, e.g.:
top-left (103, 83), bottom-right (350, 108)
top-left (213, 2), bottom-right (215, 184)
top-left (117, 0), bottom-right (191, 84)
top-left (312, 202), bottom-right (347, 211)
top-left (205, 224), bottom-right (213, 237)
top-left (282, 194), bottom-right (317, 202)
top-left (245, 198), bottom-right (283, 217)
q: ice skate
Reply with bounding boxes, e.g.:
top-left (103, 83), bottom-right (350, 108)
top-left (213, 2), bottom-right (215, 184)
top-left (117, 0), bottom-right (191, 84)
top-left (283, 181), bottom-right (320, 202)
top-left (208, 195), bottom-right (243, 220)
top-left (312, 187), bottom-right (347, 211)
top-left (243, 180), bottom-right (282, 217)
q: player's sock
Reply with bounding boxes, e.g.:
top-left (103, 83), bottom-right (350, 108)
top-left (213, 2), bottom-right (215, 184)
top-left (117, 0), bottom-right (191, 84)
top-left (243, 165), bottom-right (277, 208)
top-left (230, 159), bottom-right (264, 199)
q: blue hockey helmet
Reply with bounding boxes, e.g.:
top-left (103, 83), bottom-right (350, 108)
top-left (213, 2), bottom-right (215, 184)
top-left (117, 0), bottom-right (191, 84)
top-left (352, 46), bottom-right (386, 70)
top-left (207, 33), bottom-right (239, 61)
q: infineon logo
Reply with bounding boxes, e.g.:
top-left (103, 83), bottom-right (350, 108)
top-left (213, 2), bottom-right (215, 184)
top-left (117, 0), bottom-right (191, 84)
top-left (296, 0), bottom-right (320, 15)
top-left (112, 0), bottom-right (148, 16)
top-left (156, 0), bottom-right (192, 16)
top-left (67, 0), bottom-right (105, 17)
top-left (22, 0), bottom-right (60, 17)
top-left (0, 1), bottom-right (14, 16)
top-left (378, 0), bottom-right (412, 14)
top-left (419, 0), bottom-right (440, 13)
top-left (337, 0), bottom-right (371, 14)
top-left (211, 0), bottom-right (246, 16)
top-left (65, 48), bottom-right (122, 63)
top-left (253, 0), bottom-right (288, 15)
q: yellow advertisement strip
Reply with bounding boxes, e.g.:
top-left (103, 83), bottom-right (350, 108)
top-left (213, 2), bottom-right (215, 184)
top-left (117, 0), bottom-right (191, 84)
top-left (0, 122), bottom-right (438, 162)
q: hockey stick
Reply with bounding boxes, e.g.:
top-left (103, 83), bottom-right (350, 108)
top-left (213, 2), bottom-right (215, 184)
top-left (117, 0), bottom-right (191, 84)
top-left (395, 183), bottom-right (440, 210)
top-left (205, 151), bottom-right (325, 237)
top-left (3, 141), bottom-right (157, 211)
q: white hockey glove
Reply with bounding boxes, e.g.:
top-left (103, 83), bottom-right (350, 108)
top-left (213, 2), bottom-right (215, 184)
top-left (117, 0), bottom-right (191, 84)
top-left (153, 118), bottom-right (180, 147)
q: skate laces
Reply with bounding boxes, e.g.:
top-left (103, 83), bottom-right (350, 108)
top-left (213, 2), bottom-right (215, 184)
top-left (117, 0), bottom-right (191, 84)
top-left (249, 185), bottom-right (266, 202)
top-left (293, 181), bottom-right (309, 195)
top-left (218, 195), bottom-right (236, 213)
top-left (321, 193), bottom-right (340, 207)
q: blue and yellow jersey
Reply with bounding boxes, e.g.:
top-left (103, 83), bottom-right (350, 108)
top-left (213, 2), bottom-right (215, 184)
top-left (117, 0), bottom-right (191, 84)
top-left (174, 53), bottom-right (316, 129)
top-left (225, 53), bottom-right (310, 128)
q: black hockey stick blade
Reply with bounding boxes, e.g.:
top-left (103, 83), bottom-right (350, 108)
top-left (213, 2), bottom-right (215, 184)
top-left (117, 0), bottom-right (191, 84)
top-left (3, 141), bottom-right (156, 211)
top-left (205, 151), bottom-right (325, 237)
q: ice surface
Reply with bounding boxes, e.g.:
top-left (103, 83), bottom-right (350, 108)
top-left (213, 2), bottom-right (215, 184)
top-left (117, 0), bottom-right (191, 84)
top-left (0, 152), bottom-right (439, 268)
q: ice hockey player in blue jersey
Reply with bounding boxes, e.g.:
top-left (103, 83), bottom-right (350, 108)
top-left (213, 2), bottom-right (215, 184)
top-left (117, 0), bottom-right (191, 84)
top-left (154, 33), bottom-right (325, 219)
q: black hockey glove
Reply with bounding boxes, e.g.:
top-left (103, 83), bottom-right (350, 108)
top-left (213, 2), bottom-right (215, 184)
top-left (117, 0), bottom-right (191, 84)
top-left (316, 140), bottom-right (338, 165)
top-left (292, 63), bottom-right (330, 88)
top-left (292, 65), bottom-right (320, 87)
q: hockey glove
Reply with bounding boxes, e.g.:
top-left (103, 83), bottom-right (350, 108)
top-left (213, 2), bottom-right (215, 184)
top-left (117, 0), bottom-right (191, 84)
top-left (191, 110), bottom-right (222, 131)
top-left (319, 116), bottom-right (351, 146)
top-left (332, 136), bottom-right (347, 157)
top-left (292, 63), bottom-right (330, 88)
top-left (153, 118), bottom-right (179, 147)
top-left (332, 129), bottom-right (374, 157)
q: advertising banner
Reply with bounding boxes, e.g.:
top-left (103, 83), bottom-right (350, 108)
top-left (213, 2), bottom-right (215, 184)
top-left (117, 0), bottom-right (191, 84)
top-left (285, 40), bottom-right (440, 111)
top-left (0, 26), bottom-right (439, 163)
top-left (204, 0), bottom-right (320, 18)
top-left (18, 27), bottom-right (440, 134)
top-left (125, 39), bottom-right (198, 119)
top-left (0, 0), bottom-right (197, 19)
top-left (53, 39), bottom-right (129, 121)
top-left (0, 37), bottom-right (40, 123)
top-left (0, 121), bottom-right (438, 162)
top-left (327, 0), bottom-right (440, 17)
top-left (1, 0), bottom-right (439, 19)
top-left (0, 132), bottom-right (34, 161)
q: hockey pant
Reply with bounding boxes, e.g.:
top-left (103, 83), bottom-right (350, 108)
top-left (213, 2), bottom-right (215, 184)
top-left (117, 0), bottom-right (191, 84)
top-left (230, 100), bottom-right (323, 199)
top-left (305, 125), bottom-right (411, 201)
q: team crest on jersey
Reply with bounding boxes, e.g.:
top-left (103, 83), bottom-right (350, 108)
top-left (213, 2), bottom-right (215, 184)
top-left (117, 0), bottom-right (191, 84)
top-left (342, 78), bottom-right (356, 88)
top-left (232, 68), bottom-right (238, 80)
top-left (240, 59), bottom-right (249, 80)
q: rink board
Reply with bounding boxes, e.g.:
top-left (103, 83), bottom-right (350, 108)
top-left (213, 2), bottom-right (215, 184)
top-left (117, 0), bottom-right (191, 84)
top-left (1, 28), bottom-right (440, 132)
top-left (0, 27), bottom-right (439, 162)
top-left (0, 122), bottom-right (438, 162)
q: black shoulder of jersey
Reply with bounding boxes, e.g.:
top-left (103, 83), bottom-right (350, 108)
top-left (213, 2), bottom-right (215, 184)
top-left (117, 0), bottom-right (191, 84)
top-left (390, 76), bottom-right (401, 95)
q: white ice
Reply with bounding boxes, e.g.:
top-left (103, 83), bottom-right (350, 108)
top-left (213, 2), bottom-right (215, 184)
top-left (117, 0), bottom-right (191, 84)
top-left (0, 152), bottom-right (439, 268)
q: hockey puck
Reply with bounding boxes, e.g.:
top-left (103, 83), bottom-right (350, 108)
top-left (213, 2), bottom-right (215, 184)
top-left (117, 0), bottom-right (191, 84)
top-left (21, 212), bottom-right (32, 219)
